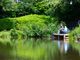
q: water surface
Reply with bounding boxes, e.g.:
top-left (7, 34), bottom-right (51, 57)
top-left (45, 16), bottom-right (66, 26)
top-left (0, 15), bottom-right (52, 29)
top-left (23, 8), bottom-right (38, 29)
top-left (0, 38), bottom-right (80, 60)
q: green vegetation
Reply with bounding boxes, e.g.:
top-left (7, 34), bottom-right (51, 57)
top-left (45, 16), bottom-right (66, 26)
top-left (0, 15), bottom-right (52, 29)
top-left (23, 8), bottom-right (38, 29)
top-left (0, 18), bottom-right (15, 30)
top-left (1, 0), bottom-right (80, 60)
top-left (69, 26), bottom-right (80, 43)
top-left (69, 26), bottom-right (80, 54)
top-left (0, 31), bottom-right (10, 41)
top-left (0, 14), bottom-right (60, 37)
top-left (0, 31), bottom-right (59, 60)
top-left (15, 14), bottom-right (60, 37)
top-left (1, 0), bottom-right (80, 26)
top-left (71, 42), bottom-right (80, 53)
top-left (0, 0), bottom-right (60, 18)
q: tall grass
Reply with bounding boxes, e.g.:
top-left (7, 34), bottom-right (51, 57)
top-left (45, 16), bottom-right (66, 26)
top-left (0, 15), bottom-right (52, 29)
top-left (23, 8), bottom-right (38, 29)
top-left (0, 31), bottom-right (13, 60)
top-left (0, 31), bottom-right (11, 42)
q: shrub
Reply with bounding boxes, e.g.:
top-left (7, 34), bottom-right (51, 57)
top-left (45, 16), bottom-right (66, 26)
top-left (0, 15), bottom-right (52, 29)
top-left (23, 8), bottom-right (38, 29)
top-left (0, 31), bottom-right (11, 41)
top-left (69, 26), bottom-right (80, 43)
top-left (0, 18), bottom-right (16, 31)
top-left (10, 29), bottom-right (26, 40)
top-left (0, 14), bottom-right (60, 37)
top-left (15, 14), bottom-right (59, 37)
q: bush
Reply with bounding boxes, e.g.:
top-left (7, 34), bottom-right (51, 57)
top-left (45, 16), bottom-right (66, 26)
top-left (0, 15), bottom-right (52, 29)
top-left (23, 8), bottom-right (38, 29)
top-left (69, 26), bottom-right (80, 43)
top-left (15, 14), bottom-right (59, 37)
top-left (69, 26), bottom-right (80, 54)
top-left (0, 14), bottom-right (60, 37)
top-left (0, 18), bottom-right (16, 31)
top-left (0, 31), bottom-right (11, 41)
top-left (10, 29), bottom-right (26, 40)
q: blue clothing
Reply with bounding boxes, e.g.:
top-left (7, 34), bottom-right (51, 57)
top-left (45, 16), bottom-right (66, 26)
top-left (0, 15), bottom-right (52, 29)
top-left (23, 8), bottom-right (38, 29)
top-left (60, 26), bottom-right (69, 34)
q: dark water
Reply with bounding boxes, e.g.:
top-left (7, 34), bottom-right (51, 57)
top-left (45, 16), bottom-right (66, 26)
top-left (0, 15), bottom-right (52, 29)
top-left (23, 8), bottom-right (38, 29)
top-left (54, 40), bottom-right (80, 60)
top-left (0, 38), bottom-right (80, 60)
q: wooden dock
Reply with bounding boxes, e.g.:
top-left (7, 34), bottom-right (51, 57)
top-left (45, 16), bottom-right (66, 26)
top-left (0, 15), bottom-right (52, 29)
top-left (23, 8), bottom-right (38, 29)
top-left (52, 33), bottom-right (69, 41)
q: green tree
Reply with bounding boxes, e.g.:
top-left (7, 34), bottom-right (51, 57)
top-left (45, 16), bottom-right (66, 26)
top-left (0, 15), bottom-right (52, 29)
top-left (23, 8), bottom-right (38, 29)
top-left (53, 0), bottom-right (80, 29)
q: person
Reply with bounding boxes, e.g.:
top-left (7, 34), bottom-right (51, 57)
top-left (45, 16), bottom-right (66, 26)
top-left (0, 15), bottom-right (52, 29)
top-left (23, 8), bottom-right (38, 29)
top-left (63, 26), bottom-right (69, 34)
top-left (59, 24), bottom-right (64, 34)
top-left (59, 24), bottom-right (69, 34)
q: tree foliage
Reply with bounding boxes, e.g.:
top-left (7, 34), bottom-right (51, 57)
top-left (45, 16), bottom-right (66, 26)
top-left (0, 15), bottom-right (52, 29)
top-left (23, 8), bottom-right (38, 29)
top-left (0, 0), bottom-right (60, 18)
top-left (1, 0), bottom-right (80, 29)
top-left (53, 0), bottom-right (80, 29)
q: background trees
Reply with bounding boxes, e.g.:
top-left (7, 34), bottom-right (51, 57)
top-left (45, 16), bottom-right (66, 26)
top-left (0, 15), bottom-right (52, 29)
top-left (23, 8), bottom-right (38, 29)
top-left (0, 0), bottom-right (60, 18)
top-left (53, 0), bottom-right (80, 29)
top-left (0, 0), bottom-right (80, 29)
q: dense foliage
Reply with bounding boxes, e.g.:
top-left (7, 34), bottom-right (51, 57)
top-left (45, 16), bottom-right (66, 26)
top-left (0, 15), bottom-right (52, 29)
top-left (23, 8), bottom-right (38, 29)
top-left (15, 14), bottom-right (59, 37)
top-left (1, 0), bottom-right (80, 60)
top-left (0, 18), bottom-right (15, 30)
top-left (0, 14), bottom-right (59, 37)
top-left (1, 0), bottom-right (80, 37)
top-left (0, 0), bottom-right (80, 29)
top-left (69, 25), bottom-right (80, 43)
top-left (0, 0), bottom-right (61, 17)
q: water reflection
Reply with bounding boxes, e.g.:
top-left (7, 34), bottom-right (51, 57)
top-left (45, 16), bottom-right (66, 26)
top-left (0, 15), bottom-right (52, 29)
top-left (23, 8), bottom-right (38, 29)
top-left (57, 40), bottom-right (69, 53)
top-left (1, 38), bottom-right (80, 60)
top-left (54, 40), bottom-right (80, 60)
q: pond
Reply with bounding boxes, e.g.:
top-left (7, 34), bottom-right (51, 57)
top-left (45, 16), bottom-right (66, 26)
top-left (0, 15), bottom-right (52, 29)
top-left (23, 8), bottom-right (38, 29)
top-left (0, 38), bottom-right (80, 60)
top-left (53, 40), bottom-right (80, 60)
